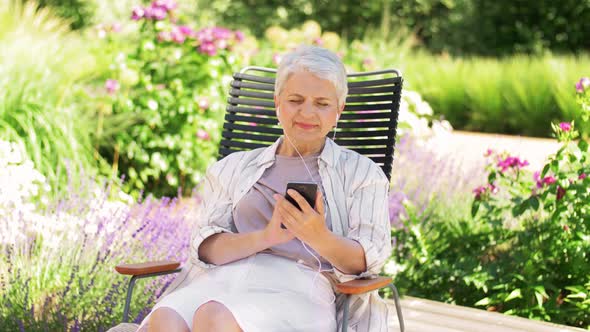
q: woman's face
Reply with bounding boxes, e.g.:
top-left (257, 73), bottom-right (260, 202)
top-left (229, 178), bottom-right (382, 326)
top-left (275, 71), bottom-right (342, 143)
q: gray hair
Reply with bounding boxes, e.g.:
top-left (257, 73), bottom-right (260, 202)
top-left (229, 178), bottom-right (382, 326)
top-left (274, 45), bottom-right (348, 108)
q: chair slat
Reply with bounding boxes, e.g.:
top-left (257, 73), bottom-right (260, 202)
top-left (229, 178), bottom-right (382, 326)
top-left (220, 140), bottom-right (268, 150)
top-left (348, 77), bottom-right (401, 88)
top-left (233, 73), bottom-right (275, 84)
top-left (225, 114), bottom-right (277, 125)
top-left (227, 97), bottom-right (275, 108)
top-left (221, 67), bottom-right (403, 182)
top-left (226, 106), bottom-right (276, 116)
top-left (231, 80), bottom-right (274, 91)
top-left (223, 123), bottom-right (283, 135)
top-left (229, 88), bottom-right (274, 100)
top-left (336, 121), bottom-right (391, 129)
top-left (222, 131), bottom-right (278, 142)
top-left (344, 103), bottom-right (395, 112)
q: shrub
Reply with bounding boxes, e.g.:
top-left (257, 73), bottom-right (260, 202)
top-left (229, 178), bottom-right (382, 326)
top-left (387, 79), bottom-right (590, 328)
top-left (97, 1), bottom-right (245, 197)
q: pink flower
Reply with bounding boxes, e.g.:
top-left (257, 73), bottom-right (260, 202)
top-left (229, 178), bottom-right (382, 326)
top-left (313, 37), bottom-right (324, 46)
top-left (556, 186), bottom-right (566, 200)
top-left (543, 176), bottom-right (557, 186)
top-left (111, 22), bottom-right (122, 33)
top-left (152, 0), bottom-right (178, 11)
top-left (178, 25), bottom-right (195, 38)
top-left (576, 77), bottom-right (590, 93)
top-left (131, 6), bottom-right (145, 20)
top-left (214, 38), bottom-right (228, 50)
top-left (145, 6), bottom-right (167, 20)
top-left (559, 122), bottom-right (572, 132)
top-left (170, 26), bottom-right (186, 43)
top-left (497, 156), bottom-right (529, 172)
top-left (234, 30), bottom-right (244, 41)
top-left (196, 129), bottom-right (210, 140)
top-left (579, 173), bottom-right (587, 180)
top-left (272, 53), bottom-right (283, 65)
top-left (105, 79), bottom-right (120, 94)
top-left (197, 97), bottom-right (209, 110)
top-left (157, 31), bottom-right (172, 42)
top-left (198, 42), bottom-right (217, 56)
top-left (473, 183), bottom-right (498, 200)
top-left (563, 224), bottom-right (570, 232)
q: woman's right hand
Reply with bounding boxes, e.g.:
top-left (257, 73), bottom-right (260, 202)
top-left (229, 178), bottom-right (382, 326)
top-left (262, 194), bottom-right (296, 247)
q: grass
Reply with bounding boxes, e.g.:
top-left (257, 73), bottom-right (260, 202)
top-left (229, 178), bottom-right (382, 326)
top-left (0, 0), bottom-right (111, 196)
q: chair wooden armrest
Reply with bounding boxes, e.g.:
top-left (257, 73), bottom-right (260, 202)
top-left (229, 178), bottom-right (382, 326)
top-left (335, 276), bottom-right (392, 295)
top-left (115, 260), bottom-right (181, 276)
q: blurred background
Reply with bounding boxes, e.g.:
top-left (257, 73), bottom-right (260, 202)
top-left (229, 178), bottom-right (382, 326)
top-left (1, 0), bottom-right (589, 330)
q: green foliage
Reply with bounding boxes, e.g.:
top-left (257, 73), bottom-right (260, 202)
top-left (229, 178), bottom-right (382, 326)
top-left (194, 0), bottom-right (590, 56)
top-left (97, 11), bottom-right (244, 197)
top-left (24, 0), bottom-right (96, 29)
top-left (0, 0), bottom-right (109, 197)
top-left (402, 53), bottom-right (590, 138)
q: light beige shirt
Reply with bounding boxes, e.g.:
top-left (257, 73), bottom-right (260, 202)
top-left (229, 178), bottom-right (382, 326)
top-left (161, 136), bottom-right (393, 331)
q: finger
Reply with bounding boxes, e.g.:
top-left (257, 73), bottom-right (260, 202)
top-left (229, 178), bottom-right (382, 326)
top-left (278, 201), bottom-right (300, 222)
top-left (287, 189), bottom-right (313, 213)
top-left (315, 190), bottom-right (325, 215)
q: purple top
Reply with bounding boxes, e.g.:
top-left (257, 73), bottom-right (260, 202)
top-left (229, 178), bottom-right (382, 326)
top-left (233, 151), bottom-right (333, 270)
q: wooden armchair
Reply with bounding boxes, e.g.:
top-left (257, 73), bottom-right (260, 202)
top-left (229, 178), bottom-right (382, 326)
top-left (112, 67), bottom-right (405, 332)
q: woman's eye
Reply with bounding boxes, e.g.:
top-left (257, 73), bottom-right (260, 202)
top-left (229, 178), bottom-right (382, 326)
top-left (317, 103), bottom-right (329, 107)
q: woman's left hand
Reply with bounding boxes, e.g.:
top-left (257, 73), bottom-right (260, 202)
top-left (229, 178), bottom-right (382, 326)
top-left (276, 189), bottom-right (330, 245)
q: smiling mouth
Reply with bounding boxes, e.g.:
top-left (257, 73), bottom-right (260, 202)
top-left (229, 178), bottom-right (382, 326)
top-left (295, 122), bottom-right (318, 129)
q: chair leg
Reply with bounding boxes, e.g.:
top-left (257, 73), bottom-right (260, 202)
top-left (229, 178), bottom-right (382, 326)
top-left (388, 283), bottom-right (405, 332)
top-left (122, 275), bottom-right (138, 323)
top-left (341, 294), bottom-right (350, 332)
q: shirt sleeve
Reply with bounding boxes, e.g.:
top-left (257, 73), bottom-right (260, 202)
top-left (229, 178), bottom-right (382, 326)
top-left (333, 163), bottom-right (392, 282)
top-left (190, 155), bottom-right (237, 269)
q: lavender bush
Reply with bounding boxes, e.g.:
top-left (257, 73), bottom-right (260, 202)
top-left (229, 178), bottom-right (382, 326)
top-left (0, 142), bottom-right (200, 330)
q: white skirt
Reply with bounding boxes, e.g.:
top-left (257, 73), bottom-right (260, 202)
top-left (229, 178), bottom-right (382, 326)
top-left (137, 252), bottom-right (337, 332)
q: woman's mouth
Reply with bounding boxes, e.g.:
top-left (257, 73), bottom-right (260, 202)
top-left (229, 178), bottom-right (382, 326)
top-left (295, 122), bottom-right (318, 129)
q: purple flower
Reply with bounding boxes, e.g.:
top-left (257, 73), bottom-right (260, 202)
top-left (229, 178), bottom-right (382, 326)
top-left (484, 148), bottom-right (494, 157)
top-left (576, 77), bottom-right (590, 93)
top-left (131, 6), bottom-right (145, 20)
top-left (559, 122), bottom-right (572, 132)
top-left (198, 42), bottom-right (217, 56)
top-left (196, 129), bottom-right (210, 140)
top-left (105, 79), bottom-right (120, 95)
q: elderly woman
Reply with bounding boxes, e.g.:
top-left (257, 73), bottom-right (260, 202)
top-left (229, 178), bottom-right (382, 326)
top-left (138, 45), bottom-right (393, 332)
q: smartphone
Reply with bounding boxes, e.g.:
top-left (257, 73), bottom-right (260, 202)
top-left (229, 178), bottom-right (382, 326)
top-left (280, 182), bottom-right (318, 229)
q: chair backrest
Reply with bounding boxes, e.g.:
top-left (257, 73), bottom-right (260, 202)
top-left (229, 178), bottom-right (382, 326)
top-left (218, 66), bottom-right (403, 182)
